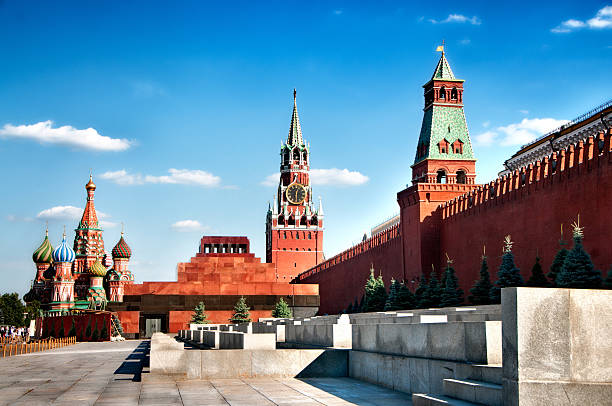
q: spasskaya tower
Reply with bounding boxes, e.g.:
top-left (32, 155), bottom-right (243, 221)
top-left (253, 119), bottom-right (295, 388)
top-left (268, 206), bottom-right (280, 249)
top-left (266, 90), bottom-right (324, 281)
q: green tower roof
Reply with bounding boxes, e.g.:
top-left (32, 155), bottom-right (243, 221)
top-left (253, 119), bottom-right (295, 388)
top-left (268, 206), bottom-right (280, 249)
top-left (414, 53), bottom-right (475, 165)
top-left (431, 53), bottom-right (456, 80)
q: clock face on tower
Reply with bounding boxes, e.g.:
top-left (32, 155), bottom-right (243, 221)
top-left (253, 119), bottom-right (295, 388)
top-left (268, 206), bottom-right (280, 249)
top-left (286, 183), bottom-right (306, 205)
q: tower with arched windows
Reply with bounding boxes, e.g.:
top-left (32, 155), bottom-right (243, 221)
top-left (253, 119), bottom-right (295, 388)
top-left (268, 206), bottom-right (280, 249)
top-left (266, 90), bottom-right (324, 281)
top-left (397, 50), bottom-right (479, 284)
top-left (412, 51), bottom-right (476, 185)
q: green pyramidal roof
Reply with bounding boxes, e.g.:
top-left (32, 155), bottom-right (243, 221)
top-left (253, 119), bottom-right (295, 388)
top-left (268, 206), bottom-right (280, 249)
top-left (432, 53), bottom-right (456, 80)
top-left (414, 106), bottom-right (475, 164)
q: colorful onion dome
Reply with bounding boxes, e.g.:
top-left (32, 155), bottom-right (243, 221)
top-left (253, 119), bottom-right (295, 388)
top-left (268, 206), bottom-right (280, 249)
top-left (32, 230), bottom-right (54, 263)
top-left (85, 174), bottom-right (96, 191)
top-left (112, 233), bottom-right (132, 259)
top-left (89, 258), bottom-right (107, 277)
top-left (52, 233), bottom-right (75, 263)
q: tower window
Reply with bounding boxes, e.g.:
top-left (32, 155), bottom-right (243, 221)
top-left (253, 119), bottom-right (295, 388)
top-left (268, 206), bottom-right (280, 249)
top-left (294, 263), bottom-right (297, 267)
top-left (437, 170), bottom-right (447, 184)
top-left (308, 232), bottom-right (311, 239)
top-left (456, 170), bottom-right (467, 184)
top-left (439, 87), bottom-right (446, 100)
top-left (451, 88), bottom-right (458, 100)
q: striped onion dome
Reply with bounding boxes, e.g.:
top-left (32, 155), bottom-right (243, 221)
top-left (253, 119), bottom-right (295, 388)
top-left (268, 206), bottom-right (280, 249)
top-left (32, 230), bottom-right (54, 263)
top-left (89, 259), bottom-right (107, 277)
top-left (112, 233), bottom-right (132, 259)
top-left (52, 233), bottom-right (76, 263)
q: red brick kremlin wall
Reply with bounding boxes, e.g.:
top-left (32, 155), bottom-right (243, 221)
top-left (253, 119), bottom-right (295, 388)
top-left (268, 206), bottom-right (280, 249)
top-left (297, 224), bottom-right (402, 315)
top-left (298, 130), bottom-right (612, 313)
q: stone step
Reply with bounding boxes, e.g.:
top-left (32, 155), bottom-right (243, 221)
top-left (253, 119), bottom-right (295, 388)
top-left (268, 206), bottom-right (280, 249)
top-left (455, 363), bottom-right (502, 385)
top-left (412, 393), bottom-right (479, 406)
top-left (443, 378), bottom-right (502, 406)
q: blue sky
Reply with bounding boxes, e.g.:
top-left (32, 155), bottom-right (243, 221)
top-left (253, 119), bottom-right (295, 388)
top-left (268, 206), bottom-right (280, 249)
top-left (1, 1), bottom-right (610, 295)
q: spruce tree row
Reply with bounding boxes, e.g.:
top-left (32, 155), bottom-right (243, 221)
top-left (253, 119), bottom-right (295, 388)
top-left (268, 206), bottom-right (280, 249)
top-left (345, 217), bottom-right (609, 313)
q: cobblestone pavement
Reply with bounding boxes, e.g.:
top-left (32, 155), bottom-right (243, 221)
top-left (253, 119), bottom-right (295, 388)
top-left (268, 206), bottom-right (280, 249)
top-left (0, 340), bottom-right (411, 405)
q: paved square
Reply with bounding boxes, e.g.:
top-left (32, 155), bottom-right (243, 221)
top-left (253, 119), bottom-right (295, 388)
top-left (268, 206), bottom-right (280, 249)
top-left (0, 340), bottom-right (411, 405)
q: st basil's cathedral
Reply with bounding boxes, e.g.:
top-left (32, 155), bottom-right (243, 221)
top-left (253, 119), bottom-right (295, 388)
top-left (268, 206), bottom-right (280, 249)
top-left (25, 176), bottom-right (135, 312)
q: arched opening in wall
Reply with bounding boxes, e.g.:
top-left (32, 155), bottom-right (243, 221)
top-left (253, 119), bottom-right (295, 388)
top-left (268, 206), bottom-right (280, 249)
top-left (426, 192), bottom-right (431, 202)
top-left (456, 170), bottom-right (467, 184)
top-left (437, 169), bottom-right (447, 184)
top-left (451, 88), bottom-right (458, 100)
top-left (439, 87), bottom-right (446, 100)
top-left (278, 215), bottom-right (285, 225)
top-left (311, 215), bottom-right (318, 224)
top-left (288, 215), bottom-right (295, 226)
top-left (308, 232), bottom-right (312, 239)
top-left (300, 216), bottom-right (308, 227)
top-left (283, 149), bottom-right (290, 165)
top-left (302, 150), bottom-right (308, 163)
top-left (293, 148), bottom-right (300, 161)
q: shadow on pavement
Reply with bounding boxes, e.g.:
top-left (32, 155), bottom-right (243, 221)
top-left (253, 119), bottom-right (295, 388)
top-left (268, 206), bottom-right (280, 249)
top-left (113, 341), bottom-right (149, 382)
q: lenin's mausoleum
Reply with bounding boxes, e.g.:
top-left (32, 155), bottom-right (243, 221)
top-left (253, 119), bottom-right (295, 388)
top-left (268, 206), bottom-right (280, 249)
top-left (25, 51), bottom-right (612, 338)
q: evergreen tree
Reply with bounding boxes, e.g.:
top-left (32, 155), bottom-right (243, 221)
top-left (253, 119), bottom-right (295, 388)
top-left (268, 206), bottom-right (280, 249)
top-left (362, 268), bottom-right (387, 312)
top-left (469, 252), bottom-right (493, 305)
top-left (112, 314), bottom-right (123, 337)
top-left (346, 301), bottom-right (354, 314)
top-left (68, 318), bottom-right (77, 338)
top-left (603, 266), bottom-right (612, 290)
top-left (85, 318), bottom-right (92, 338)
top-left (440, 258), bottom-right (464, 307)
top-left (352, 297), bottom-right (360, 313)
top-left (190, 301), bottom-right (210, 324)
top-left (526, 256), bottom-right (550, 287)
top-left (556, 219), bottom-right (602, 288)
top-left (230, 296), bottom-right (251, 323)
top-left (396, 282), bottom-right (417, 310)
top-left (358, 295), bottom-right (364, 313)
top-left (548, 225), bottom-right (569, 287)
top-left (0, 293), bottom-right (26, 326)
top-left (423, 268), bottom-right (442, 308)
top-left (490, 235), bottom-right (524, 303)
top-left (384, 279), bottom-right (400, 311)
top-left (272, 298), bottom-right (292, 318)
top-left (414, 272), bottom-right (429, 309)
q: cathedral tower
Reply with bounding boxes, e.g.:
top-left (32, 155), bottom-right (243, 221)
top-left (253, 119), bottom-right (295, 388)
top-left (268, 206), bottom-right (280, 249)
top-left (73, 175), bottom-right (105, 300)
top-left (266, 90), bottom-right (324, 281)
top-left (50, 232), bottom-right (76, 311)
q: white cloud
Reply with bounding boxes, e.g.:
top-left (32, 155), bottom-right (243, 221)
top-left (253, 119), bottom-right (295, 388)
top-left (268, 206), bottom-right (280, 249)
top-left (131, 81), bottom-right (165, 98)
top-left (475, 118), bottom-right (569, 147)
top-left (519, 109), bottom-right (529, 115)
top-left (498, 118), bottom-right (569, 146)
top-left (262, 168), bottom-right (369, 187)
top-left (36, 205), bottom-right (116, 227)
top-left (100, 168), bottom-right (221, 187)
top-left (37, 206), bottom-right (83, 221)
top-left (6, 214), bottom-right (33, 222)
top-left (311, 168), bottom-right (369, 186)
top-left (100, 170), bottom-right (144, 185)
top-left (171, 220), bottom-right (208, 232)
top-left (0, 120), bottom-right (132, 151)
top-left (458, 39), bottom-right (471, 45)
top-left (482, 121), bottom-right (490, 128)
top-left (552, 6), bottom-right (612, 33)
top-left (475, 131), bottom-right (498, 146)
top-left (261, 173), bottom-right (279, 187)
top-left (429, 14), bottom-right (481, 25)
